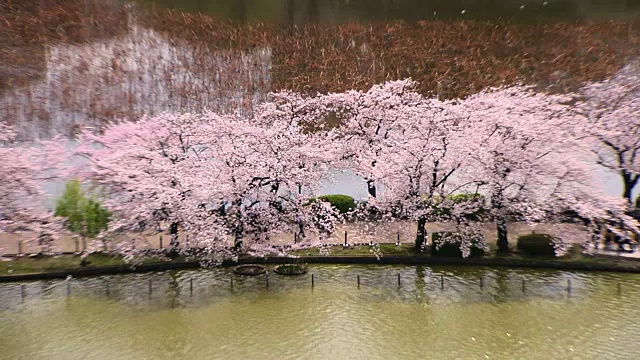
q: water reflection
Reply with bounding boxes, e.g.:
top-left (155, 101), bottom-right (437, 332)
top-left (1, 265), bottom-right (640, 359)
top-left (1, 265), bottom-right (637, 310)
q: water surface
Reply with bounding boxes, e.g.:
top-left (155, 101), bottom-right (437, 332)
top-left (1, 265), bottom-right (638, 359)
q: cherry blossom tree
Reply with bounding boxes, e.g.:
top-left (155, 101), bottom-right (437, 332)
top-left (315, 80), bottom-right (427, 199)
top-left (571, 63), bottom-right (640, 204)
top-left (452, 86), bottom-right (578, 252)
top-left (0, 124), bottom-right (63, 253)
top-left (276, 80), bottom-right (484, 251)
top-left (75, 113), bottom-right (212, 253)
top-left (75, 108), bottom-right (338, 259)
top-left (270, 80), bottom-right (639, 255)
top-left (457, 85), bottom-right (640, 252)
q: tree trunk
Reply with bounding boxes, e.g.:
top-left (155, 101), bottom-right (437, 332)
top-left (234, 227), bottom-right (244, 250)
top-left (623, 180), bottom-right (633, 204)
top-left (169, 222), bottom-right (179, 248)
top-left (496, 214), bottom-right (509, 253)
top-left (366, 179), bottom-right (377, 198)
top-left (622, 172), bottom-right (639, 204)
top-left (415, 217), bottom-right (427, 251)
top-left (491, 190), bottom-right (509, 253)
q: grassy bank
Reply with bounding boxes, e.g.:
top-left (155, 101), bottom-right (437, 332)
top-left (0, 254), bottom-right (125, 275)
top-left (2, 244), bottom-right (640, 280)
top-left (0, 253), bottom-right (179, 275)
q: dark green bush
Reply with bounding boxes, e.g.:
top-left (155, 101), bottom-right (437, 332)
top-left (316, 194), bottom-right (355, 214)
top-left (430, 193), bottom-right (486, 221)
top-left (431, 232), bottom-right (485, 258)
top-left (516, 233), bottom-right (556, 256)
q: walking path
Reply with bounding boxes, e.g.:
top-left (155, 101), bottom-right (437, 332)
top-left (0, 221), bottom-right (591, 256)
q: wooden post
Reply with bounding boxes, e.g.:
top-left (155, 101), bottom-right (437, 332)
top-left (344, 231), bottom-right (348, 246)
top-left (21, 284), bottom-right (25, 301)
top-left (357, 275), bottom-right (360, 288)
top-left (190, 278), bottom-right (193, 296)
top-left (17, 240), bottom-right (22, 255)
top-left (567, 278), bottom-right (571, 294)
top-left (397, 231), bottom-right (401, 245)
top-left (397, 273), bottom-right (401, 287)
top-left (441, 274), bottom-right (444, 290)
top-left (75, 239), bottom-right (79, 253)
top-left (230, 277), bottom-right (234, 289)
top-left (159, 236), bottom-right (163, 249)
top-left (480, 275), bottom-right (484, 289)
top-left (522, 278), bottom-right (526, 293)
top-left (149, 279), bottom-right (152, 297)
top-left (311, 274), bottom-right (314, 288)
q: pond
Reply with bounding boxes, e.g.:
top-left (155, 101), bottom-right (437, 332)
top-left (1, 265), bottom-right (639, 359)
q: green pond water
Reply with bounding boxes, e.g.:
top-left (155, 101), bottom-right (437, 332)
top-left (0, 265), bottom-right (639, 359)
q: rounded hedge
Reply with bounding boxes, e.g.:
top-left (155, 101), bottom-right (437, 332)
top-left (430, 193), bottom-right (487, 221)
top-left (516, 233), bottom-right (556, 256)
top-left (317, 194), bottom-right (355, 214)
top-left (431, 232), bottom-right (485, 258)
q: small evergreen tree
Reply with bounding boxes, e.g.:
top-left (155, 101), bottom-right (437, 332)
top-left (55, 180), bottom-right (110, 239)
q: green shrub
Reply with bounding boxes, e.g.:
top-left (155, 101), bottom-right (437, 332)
top-left (429, 193), bottom-right (486, 221)
top-left (431, 232), bottom-right (485, 258)
top-left (316, 194), bottom-right (355, 214)
top-left (55, 179), bottom-right (110, 238)
top-left (516, 233), bottom-right (556, 256)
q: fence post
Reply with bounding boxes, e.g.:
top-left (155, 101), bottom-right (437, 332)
top-left (397, 273), bottom-right (401, 287)
top-left (357, 275), bottom-right (360, 288)
top-left (311, 274), bottom-right (314, 288)
top-left (397, 231), bottom-right (401, 246)
top-left (149, 279), bottom-right (152, 298)
top-left (441, 274), bottom-right (444, 290)
top-left (159, 236), bottom-right (163, 249)
top-left (344, 231), bottom-right (348, 246)
top-left (20, 284), bottom-right (25, 301)
top-left (190, 278), bottom-right (193, 296)
top-left (17, 240), bottom-right (22, 256)
top-left (480, 275), bottom-right (484, 289)
top-left (567, 278), bottom-right (571, 295)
